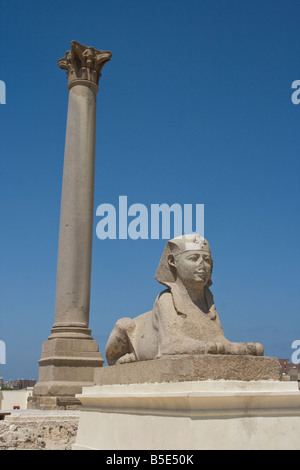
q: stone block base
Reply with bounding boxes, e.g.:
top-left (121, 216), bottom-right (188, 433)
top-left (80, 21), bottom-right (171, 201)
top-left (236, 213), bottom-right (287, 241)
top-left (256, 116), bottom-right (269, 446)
top-left (94, 354), bottom-right (282, 385)
top-left (33, 335), bottom-right (104, 409)
top-left (31, 395), bottom-right (82, 411)
top-left (73, 380), bottom-right (300, 450)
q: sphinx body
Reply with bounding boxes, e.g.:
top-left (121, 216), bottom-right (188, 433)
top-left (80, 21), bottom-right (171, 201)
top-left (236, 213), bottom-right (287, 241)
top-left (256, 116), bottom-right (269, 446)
top-left (105, 235), bottom-right (264, 366)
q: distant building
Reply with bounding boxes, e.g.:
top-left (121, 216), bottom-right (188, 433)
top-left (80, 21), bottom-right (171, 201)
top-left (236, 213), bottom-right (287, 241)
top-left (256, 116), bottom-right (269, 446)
top-left (279, 359), bottom-right (290, 374)
top-left (279, 359), bottom-right (300, 387)
top-left (3, 379), bottom-right (36, 390)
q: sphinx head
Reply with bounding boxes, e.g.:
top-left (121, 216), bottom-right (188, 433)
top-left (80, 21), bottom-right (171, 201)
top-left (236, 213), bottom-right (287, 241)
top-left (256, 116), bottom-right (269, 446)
top-left (155, 234), bottom-right (213, 290)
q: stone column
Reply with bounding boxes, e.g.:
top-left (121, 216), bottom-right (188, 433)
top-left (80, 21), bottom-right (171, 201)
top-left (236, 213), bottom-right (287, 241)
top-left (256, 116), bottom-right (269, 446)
top-left (33, 41), bottom-right (112, 409)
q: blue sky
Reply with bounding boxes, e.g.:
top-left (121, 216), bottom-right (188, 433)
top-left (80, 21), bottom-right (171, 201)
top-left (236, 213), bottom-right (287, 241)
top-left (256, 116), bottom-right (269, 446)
top-left (0, 0), bottom-right (299, 381)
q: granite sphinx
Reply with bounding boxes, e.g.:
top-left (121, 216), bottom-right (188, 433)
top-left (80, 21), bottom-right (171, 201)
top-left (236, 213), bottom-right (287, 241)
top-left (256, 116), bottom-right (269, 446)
top-left (105, 234), bottom-right (264, 365)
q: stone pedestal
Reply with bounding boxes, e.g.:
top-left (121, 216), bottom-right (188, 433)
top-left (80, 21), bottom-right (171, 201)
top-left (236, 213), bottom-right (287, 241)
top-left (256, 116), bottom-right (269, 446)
top-left (33, 41), bottom-right (111, 409)
top-left (73, 355), bottom-right (300, 449)
top-left (94, 354), bottom-right (283, 385)
top-left (73, 379), bottom-right (300, 450)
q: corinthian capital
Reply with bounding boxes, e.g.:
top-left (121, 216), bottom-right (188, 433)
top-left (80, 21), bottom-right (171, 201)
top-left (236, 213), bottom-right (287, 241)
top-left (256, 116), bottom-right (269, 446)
top-left (58, 40), bottom-right (112, 90)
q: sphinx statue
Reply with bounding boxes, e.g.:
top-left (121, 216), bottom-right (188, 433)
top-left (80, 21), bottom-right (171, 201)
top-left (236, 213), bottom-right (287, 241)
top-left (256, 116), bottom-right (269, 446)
top-left (105, 234), bottom-right (264, 365)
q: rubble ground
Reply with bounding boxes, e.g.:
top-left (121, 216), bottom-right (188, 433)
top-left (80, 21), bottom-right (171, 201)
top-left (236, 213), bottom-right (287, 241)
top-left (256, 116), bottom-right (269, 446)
top-left (0, 411), bottom-right (79, 450)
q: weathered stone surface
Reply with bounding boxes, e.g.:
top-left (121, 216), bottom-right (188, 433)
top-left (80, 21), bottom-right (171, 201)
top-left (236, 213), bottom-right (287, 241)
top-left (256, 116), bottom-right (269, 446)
top-left (31, 395), bottom-right (82, 411)
top-left (0, 412), bottom-right (79, 450)
top-left (95, 354), bottom-right (282, 385)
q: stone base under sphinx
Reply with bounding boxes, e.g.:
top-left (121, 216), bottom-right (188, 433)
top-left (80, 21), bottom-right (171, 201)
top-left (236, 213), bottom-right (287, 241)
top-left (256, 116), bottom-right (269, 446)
top-left (72, 355), bottom-right (300, 450)
top-left (73, 381), bottom-right (300, 450)
top-left (94, 354), bottom-right (283, 384)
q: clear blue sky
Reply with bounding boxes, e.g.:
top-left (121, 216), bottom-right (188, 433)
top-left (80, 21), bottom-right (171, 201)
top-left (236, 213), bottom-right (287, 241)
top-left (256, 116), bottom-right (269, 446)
top-left (0, 0), bottom-right (299, 381)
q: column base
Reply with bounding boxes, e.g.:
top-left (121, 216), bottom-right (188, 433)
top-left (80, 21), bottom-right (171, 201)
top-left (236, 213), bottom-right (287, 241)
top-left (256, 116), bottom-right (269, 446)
top-left (33, 330), bottom-right (104, 409)
top-left (31, 394), bottom-right (82, 410)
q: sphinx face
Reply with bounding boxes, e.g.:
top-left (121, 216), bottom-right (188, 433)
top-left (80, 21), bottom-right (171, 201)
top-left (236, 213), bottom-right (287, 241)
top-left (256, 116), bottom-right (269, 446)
top-left (170, 250), bottom-right (212, 288)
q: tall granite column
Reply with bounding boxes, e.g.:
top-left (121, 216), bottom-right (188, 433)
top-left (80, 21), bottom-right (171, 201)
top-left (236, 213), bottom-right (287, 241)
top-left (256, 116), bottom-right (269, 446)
top-left (33, 41), bottom-right (112, 409)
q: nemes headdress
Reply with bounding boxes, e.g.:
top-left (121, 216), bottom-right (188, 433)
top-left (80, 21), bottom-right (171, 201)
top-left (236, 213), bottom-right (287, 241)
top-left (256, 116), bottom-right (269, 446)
top-left (155, 234), bottom-right (216, 320)
top-left (155, 234), bottom-right (212, 286)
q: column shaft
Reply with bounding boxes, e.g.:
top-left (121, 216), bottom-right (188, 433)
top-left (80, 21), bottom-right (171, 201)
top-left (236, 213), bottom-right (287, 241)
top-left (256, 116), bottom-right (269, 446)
top-left (54, 84), bottom-right (97, 330)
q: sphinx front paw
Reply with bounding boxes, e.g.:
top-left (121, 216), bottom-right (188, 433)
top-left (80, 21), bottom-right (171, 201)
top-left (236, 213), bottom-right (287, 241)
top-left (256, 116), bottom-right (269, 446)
top-left (203, 341), bottom-right (226, 354)
top-left (116, 353), bottom-right (137, 364)
top-left (225, 341), bottom-right (264, 356)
